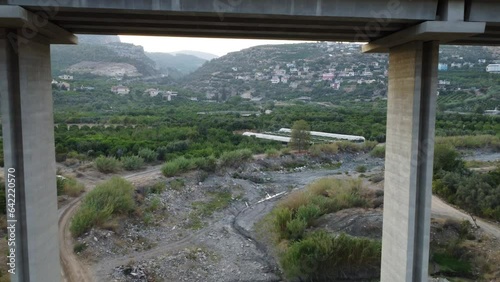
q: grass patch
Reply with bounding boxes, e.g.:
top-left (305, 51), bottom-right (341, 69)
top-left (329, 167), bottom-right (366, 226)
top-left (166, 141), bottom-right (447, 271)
top-left (281, 231), bottom-right (381, 280)
top-left (321, 162), bottom-right (342, 169)
top-left (192, 192), bottom-right (232, 217)
top-left (169, 178), bottom-right (185, 191)
top-left (187, 191), bottom-right (232, 229)
top-left (149, 182), bottom-right (166, 194)
top-left (432, 252), bottom-right (473, 276)
top-left (70, 177), bottom-right (135, 237)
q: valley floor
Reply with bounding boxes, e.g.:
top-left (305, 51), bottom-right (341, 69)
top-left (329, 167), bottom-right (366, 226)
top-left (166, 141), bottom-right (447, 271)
top-left (56, 150), bottom-right (500, 282)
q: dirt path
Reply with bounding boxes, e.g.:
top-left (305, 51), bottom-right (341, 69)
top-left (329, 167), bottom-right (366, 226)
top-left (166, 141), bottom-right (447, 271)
top-left (92, 191), bottom-right (288, 280)
top-left (431, 196), bottom-right (500, 239)
top-left (59, 166), bottom-right (164, 282)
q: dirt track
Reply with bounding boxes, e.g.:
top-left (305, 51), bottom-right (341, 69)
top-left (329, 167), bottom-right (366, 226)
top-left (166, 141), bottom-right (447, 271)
top-left (431, 196), bottom-right (500, 239)
top-left (59, 166), bottom-right (164, 282)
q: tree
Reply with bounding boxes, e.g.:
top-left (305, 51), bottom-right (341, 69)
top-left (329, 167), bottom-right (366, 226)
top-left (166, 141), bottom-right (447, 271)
top-left (289, 120), bottom-right (311, 152)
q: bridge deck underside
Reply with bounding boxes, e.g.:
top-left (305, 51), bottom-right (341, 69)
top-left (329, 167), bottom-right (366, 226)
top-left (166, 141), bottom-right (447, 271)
top-left (24, 10), bottom-right (500, 46)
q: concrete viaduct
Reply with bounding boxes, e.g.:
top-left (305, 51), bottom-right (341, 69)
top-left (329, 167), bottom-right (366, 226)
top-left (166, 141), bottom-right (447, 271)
top-left (1, 1), bottom-right (499, 281)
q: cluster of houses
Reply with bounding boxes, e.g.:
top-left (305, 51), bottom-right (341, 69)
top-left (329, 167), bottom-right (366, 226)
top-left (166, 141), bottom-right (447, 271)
top-left (227, 42), bottom-right (389, 94)
top-left (109, 86), bottom-right (179, 101)
top-left (143, 88), bottom-right (178, 101)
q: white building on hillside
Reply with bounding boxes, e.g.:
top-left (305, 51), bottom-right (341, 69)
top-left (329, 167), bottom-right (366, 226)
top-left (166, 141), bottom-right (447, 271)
top-left (58, 74), bottom-right (73, 80)
top-left (111, 85), bottom-right (130, 95)
top-left (145, 88), bottom-right (161, 97)
top-left (163, 91), bottom-right (178, 101)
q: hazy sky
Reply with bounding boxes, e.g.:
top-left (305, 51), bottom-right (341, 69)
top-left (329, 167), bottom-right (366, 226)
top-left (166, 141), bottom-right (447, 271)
top-left (119, 35), bottom-right (309, 57)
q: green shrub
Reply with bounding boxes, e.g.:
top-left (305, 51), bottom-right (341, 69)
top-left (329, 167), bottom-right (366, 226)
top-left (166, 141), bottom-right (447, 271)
top-left (433, 144), bottom-right (465, 175)
top-left (273, 207), bottom-right (293, 237)
top-left (370, 145), bottom-right (386, 158)
top-left (147, 196), bottom-right (162, 212)
top-left (150, 182), bottom-right (166, 194)
top-left (356, 165), bottom-right (367, 173)
top-left (286, 218), bottom-right (307, 241)
top-left (296, 204), bottom-right (321, 225)
top-left (161, 161), bottom-right (180, 177)
top-left (64, 177), bottom-right (85, 197)
top-left (309, 143), bottom-right (339, 157)
top-left (70, 177), bottom-right (135, 237)
top-left (56, 176), bottom-right (65, 196)
top-left (219, 149), bottom-right (253, 168)
top-left (193, 156), bottom-right (217, 172)
top-left (95, 156), bottom-right (121, 173)
top-left (175, 157), bottom-right (194, 171)
top-left (143, 212), bottom-right (153, 225)
top-left (121, 156), bottom-right (144, 171)
top-left (337, 141), bottom-right (362, 153)
top-left (156, 146), bottom-right (169, 161)
top-left (265, 148), bottom-right (280, 158)
top-left (281, 147), bottom-right (292, 155)
top-left (138, 148), bottom-right (158, 163)
top-left (363, 141), bottom-right (378, 152)
top-left (73, 242), bottom-right (87, 253)
top-left (162, 156), bottom-right (218, 177)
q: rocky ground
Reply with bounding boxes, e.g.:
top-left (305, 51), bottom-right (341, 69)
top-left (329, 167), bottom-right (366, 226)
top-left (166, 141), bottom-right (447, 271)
top-left (67, 152), bottom-right (380, 282)
top-left (62, 149), bottom-right (500, 281)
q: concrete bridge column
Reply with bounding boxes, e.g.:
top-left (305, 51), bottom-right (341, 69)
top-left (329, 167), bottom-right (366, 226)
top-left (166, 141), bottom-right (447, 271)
top-left (381, 41), bottom-right (439, 282)
top-left (0, 29), bottom-right (60, 282)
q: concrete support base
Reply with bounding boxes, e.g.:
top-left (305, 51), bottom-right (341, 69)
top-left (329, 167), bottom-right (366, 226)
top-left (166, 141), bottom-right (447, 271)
top-left (381, 41), bottom-right (439, 282)
top-left (0, 29), bottom-right (60, 282)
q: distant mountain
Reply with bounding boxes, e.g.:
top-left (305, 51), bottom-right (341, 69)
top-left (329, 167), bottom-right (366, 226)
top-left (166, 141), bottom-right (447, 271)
top-left (77, 35), bottom-right (121, 45)
top-left (51, 36), bottom-right (212, 79)
top-left (146, 52), bottom-right (207, 75)
top-left (171, 50), bottom-right (219, 61)
top-left (51, 41), bottom-right (158, 78)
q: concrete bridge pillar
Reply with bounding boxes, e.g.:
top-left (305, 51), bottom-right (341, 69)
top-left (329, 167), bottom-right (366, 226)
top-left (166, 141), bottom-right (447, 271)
top-left (381, 41), bottom-right (439, 282)
top-left (0, 29), bottom-right (61, 282)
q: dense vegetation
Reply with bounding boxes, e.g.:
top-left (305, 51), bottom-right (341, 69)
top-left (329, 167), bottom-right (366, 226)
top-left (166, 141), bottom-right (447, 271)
top-left (47, 85), bottom-right (499, 165)
top-left (433, 145), bottom-right (500, 221)
top-left (262, 178), bottom-right (381, 280)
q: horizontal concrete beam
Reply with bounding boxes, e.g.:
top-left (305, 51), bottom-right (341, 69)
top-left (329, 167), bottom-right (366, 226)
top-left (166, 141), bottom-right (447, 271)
top-left (8, 0), bottom-right (439, 20)
top-left (0, 5), bottom-right (77, 44)
top-left (363, 21), bottom-right (486, 53)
